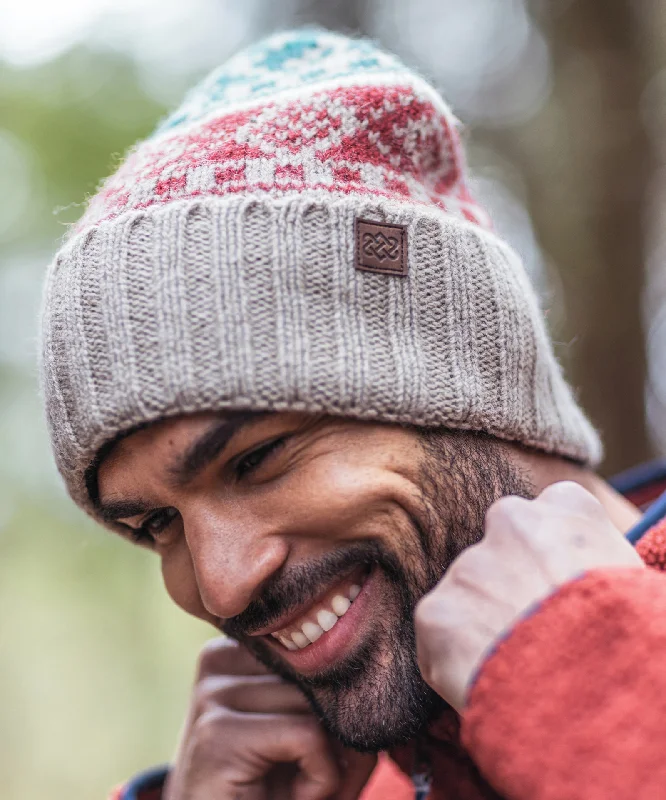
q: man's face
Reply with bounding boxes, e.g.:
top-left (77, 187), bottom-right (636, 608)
top-left (96, 413), bottom-right (533, 751)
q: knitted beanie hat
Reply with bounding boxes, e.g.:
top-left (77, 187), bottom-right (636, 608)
top-left (41, 29), bottom-right (602, 518)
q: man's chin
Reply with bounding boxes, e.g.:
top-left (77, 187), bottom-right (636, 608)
top-left (302, 661), bottom-right (442, 752)
top-left (247, 630), bottom-right (441, 753)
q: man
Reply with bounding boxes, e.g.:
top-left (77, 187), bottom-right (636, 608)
top-left (41, 30), bottom-right (666, 800)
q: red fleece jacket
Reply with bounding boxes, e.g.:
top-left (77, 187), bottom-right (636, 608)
top-left (113, 519), bottom-right (666, 800)
top-left (360, 518), bottom-right (666, 800)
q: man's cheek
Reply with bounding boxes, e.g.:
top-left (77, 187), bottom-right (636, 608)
top-left (267, 463), bottom-right (394, 540)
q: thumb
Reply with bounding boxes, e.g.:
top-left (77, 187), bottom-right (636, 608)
top-left (331, 744), bottom-right (377, 800)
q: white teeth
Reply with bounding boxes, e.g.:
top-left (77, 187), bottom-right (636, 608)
top-left (291, 630), bottom-right (310, 649)
top-left (272, 579), bottom-right (365, 649)
top-left (349, 584), bottom-right (362, 601)
top-left (331, 594), bottom-right (351, 616)
top-left (317, 609), bottom-right (338, 631)
top-left (302, 621), bottom-right (324, 643)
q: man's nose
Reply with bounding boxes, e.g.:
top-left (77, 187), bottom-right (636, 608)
top-left (185, 510), bottom-right (289, 620)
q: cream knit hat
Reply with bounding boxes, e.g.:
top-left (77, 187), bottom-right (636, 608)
top-left (40, 29), bottom-right (601, 517)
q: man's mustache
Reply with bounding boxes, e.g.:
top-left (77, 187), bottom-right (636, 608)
top-left (220, 540), bottom-right (403, 639)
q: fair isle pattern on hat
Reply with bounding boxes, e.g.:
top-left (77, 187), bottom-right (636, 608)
top-left (77, 29), bottom-right (490, 233)
top-left (41, 29), bottom-right (602, 519)
top-left (156, 32), bottom-right (421, 132)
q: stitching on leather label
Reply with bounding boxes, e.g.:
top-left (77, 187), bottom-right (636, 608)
top-left (355, 218), bottom-right (408, 276)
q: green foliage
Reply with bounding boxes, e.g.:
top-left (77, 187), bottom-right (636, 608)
top-left (0, 47), bottom-right (165, 245)
top-left (0, 48), bottom-right (210, 800)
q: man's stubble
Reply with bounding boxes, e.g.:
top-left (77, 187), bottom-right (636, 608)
top-left (224, 429), bottom-right (535, 752)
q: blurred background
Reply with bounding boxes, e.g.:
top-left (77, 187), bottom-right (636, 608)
top-left (2, 0), bottom-right (665, 797)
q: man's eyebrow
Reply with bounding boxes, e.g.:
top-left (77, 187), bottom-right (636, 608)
top-left (94, 413), bottom-right (267, 521)
top-left (167, 412), bottom-right (265, 488)
top-left (98, 498), bottom-right (152, 523)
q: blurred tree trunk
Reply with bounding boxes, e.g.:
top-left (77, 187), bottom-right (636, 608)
top-left (482, 1), bottom-right (653, 474)
top-left (544, 1), bottom-right (652, 475)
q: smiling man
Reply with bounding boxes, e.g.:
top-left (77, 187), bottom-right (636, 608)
top-left (41, 30), bottom-right (666, 800)
top-left (95, 413), bottom-right (533, 754)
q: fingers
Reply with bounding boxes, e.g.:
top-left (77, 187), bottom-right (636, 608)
top-left (196, 637), bottom-right (269, 679)
top-left (330, 747), bottom-right (377, 800)
top-left (192, 708), bottom-right (341, 800)
top-left (485, 481), bottom-right (610, 540)
top-left (329, 741), bottom-right (377, 793)
top-left (415, 480), bottom-right (644, 712)
top-left (195, 674), bottom-right (312, 715)
top-left (538, 480), bottom-right (606, 517)
top-left (166, 637), bottom-right (342, 800)
top-left (484, 481), bottom-right (642, 572)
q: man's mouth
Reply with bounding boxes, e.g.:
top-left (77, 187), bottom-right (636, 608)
top-left (269, 568), bottom-right (366, 650)
top-left (251, 564), bottom-right (374, 673)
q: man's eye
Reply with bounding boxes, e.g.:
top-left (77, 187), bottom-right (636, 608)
top-left (130, 507), bottom-right (179, 545)
top-left (235, 437), bottom-right (285, 479)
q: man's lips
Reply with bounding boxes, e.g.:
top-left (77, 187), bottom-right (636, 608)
top-left (250, 564), bottom-right (368, 640)
top-left (261, 566), bottom-right (378, 675)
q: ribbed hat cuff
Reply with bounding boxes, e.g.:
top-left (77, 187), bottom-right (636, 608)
top-left (42, 192), bottom-right (602, 516)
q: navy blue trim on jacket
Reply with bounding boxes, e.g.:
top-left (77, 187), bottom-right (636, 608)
top-left (609, 458), bottom-right (666, 496)
top-left (121, 766), bottom-right (169, 800)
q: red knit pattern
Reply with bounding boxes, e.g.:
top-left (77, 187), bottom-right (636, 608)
top-left (81, 85), bottom-right (489, 232)
top-left (637, 516), bottom-right (666, 569)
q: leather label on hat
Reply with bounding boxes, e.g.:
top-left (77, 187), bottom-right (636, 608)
top-left (355, 218), bottom-right (408, 276)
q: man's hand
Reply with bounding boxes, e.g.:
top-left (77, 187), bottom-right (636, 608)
top-left (415, 481), bottom-right (644, 713)
top-left (163, 638), bottom-right (376, 800)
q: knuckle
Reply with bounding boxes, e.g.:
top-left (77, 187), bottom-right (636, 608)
top-left (485, 494), bottom-right (529, 530)
top-left (276, 714), bottom-right (329, 754)
top-left (196, 637), bottom-right (234, 677)
top-left (541, 479), bottom-right (584, 498)
top-left (193, 675), bottom-right (233, 714)
top-left (415, 630), bottom-right (446, 688)
top-left (415, 590), bottom-right (439, 619)
top-left (415, 592), bottom-right (451, 634)
top-left (416, 649), bottom-right (435, 685)
top-left (445, 544), bottom-right (483, 584)
top-left (441, 558), bottom-right (465, 587)
top-left (540, 481), bottom-right (606, 520)
top-left (191, 706), bottom-right (235, 752)
top-left (296, 715), bottom-right (326, 739)
top-left (541, 480), bottom-right (598, 507)
top-left (297, 718), bottom-right (330, 753)
top-left (192, 681), bottom-right (210, 717)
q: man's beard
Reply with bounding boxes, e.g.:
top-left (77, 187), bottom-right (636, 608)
top-left (222, 429), bottom-right (535, 752)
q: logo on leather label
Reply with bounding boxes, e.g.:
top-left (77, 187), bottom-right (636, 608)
top-left (355, 218), bottom-right (408, 276)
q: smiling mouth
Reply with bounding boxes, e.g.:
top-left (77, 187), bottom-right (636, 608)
top-left (257, 565), bottom-right (371, 651)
